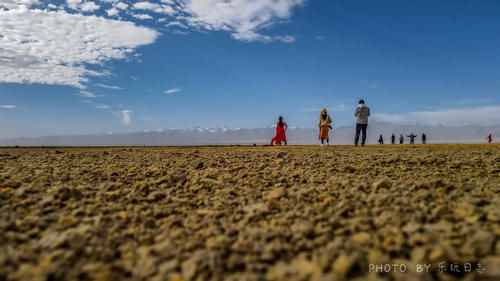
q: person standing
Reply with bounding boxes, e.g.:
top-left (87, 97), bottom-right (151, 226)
top-left (422, 133), bottom-right (427, 144)
top-left (354, 100), bottom-right (370, 147)
top-left (399, 134), bottom-right (404, 144)
top-left (407, 133), bottom-right (417, 144)
top-left (488, 133), bottom-right (493, 144)
top-left (270, 116), bottom-right (287, 146)
top-left (391, 134), bottom-right (396, 144)
top-left (378, 134), bottom-right (384, 144)
top-left (318, 108), bottom-right (332, 146)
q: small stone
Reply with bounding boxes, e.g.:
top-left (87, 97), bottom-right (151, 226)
top-left (263, 187), bottom-right (287, 201)
top-left (410, 247), bottom-right (426, 262)
top-left (428, 247), bottom-right (445, 262)
top-left (372, 178), bottom-right (392, 190)
top-left (332, 254), bottom-right (353, 276)
top-left (291, 221), bottom-right (314, 236)
top-left (454, 202), bottom-right (476, 218)
top-left (483, 256), bottom-right (500, 278)
top-left (487, 209), bottom-right (500, 222)
top-left (351, 232), bottom-right (371, 244)
top-left (58, 216), bottom-right (76, 227)
top-left (402, 222), bottom-right (421, 234)
top-left (147, 191), bottom-right (166, 201)
top-left (461, 230), bottom-right (495, 256)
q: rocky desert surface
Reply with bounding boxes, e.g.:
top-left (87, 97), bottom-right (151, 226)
top-left (0, 145), bottom-right (499, 281)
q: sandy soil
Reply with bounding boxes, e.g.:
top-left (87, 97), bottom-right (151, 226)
top-left (0, 145), bottom-right (499, 281)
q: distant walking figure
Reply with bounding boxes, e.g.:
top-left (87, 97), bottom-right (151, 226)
top-left (318, 108), bottom-right (332, 146)
top-left (354, 100), bottom-right (370, 147)
top-left (391, 134), bottom-right (396, 144)
top-left (270, 116), bottom-right (287, 146)
top-left (378, 135), bottom-right (384, 144)
top-left (407, 133), bottom-right (417, 144)
top-left (399, 134), bottom-right (404, 144)
top-left (422, 133), bottom-right (427, 144)
top-left (488, 134), bottom-right (493, 144)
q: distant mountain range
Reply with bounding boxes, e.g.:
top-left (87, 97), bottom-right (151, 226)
top-left (0, 121), bottom-right (498, 146)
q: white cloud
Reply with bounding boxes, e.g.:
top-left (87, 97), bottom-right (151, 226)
top-left (78, 90), bottom-right (97, 97)
top-left (171, 30), bottom-right (188, 35)
top-left (274, 35), bottom-right (295, 43)
top-left (95, 83), bottom-right (122, 89)
top-left (106, 7), bottom-right (119, 16)
top-left (132, 13), bottom-right (153, 20)
top-left (121, 109), bottom-right (132, 125)
top-left (0, 105), bottom-right (17, 109)
top-left (164, 87), bottom-right (180, 94)
top-left (66, 0), bottom-right (81, 10)
top-left (133, 1), bottom-right (158, 10)
top-left (115, 2), bottom-right (128, 10)
top-left (132, 1), bottom-right (175, 15)
top-left (0, 7), bottom-right (158, 88)
top-left (0, 0), bottom-right (304, 91)
top-left (178, 0), bottom-right (305, 42)
top-left (373, 106), bottom-right (500, 126)
top-left (0, 0), bottom-right (39, 9)
top-left (96, 105), bottom-right (110, 109)
top-left (166, 21), bottom-right (188, 28)
top-left (80, 1), bottom-right (100, 12)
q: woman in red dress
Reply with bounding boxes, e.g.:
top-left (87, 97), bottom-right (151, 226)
top-left (270, 116), bottom-right (287, 146)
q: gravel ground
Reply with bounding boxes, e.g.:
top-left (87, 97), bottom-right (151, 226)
top-left (0, 145), bottom-right (499, 281)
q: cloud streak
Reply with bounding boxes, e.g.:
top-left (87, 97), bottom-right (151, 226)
top-left (95, 84), bottom-right (123, 90)
top-left (373, 106), bottom-right (500, 126)
top-left (164, 88), bottom-right (181, 94)
top-left (0, 105), bottom-right (17, 109)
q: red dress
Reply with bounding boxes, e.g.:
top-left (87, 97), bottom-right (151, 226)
top-left (270, 122), bottom-right (287, 146)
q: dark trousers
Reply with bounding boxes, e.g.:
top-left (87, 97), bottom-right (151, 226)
top-left (355, 123), bottom-right (367, 145)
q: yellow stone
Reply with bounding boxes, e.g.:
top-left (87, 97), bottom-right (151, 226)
top-left (58, 215), bottom-right (75, 226)
top-left (333, 254), bottom-right (353, 276)
top-left (351, 232), bottom-right (371, 244)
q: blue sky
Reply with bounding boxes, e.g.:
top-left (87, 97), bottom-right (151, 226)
top-left (1, 0), bottom-right (500, 138)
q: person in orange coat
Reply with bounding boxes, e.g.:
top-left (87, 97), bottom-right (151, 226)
top-left (318, 108), bottom-right (332, 146)
top-left (270, 116), bottom-right (287, 146)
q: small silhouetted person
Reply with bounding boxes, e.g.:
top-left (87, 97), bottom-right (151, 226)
top-left (378, 134), bottom-right (384, 144)
top-left (399, 134), bottom-right (404, 144)
top-left (422, 133), bottom-right (427, 144)
top-left (488, 134), bottom-right (492, 144)
top-left (407, 133), bottom-right (417, 144)
top-left (354, 100), bottom-right (370, 147)
top-left (391, 134), bottom-right (396, 144)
